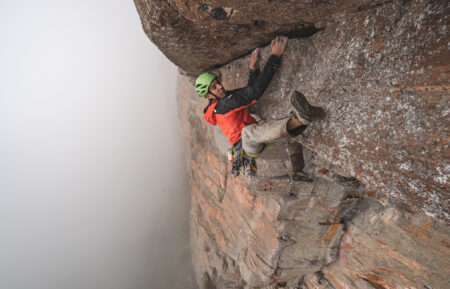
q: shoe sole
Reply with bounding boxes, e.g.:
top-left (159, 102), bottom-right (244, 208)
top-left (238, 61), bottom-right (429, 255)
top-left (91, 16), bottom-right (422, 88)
top-left (290, 91), bottom-right (325, 121)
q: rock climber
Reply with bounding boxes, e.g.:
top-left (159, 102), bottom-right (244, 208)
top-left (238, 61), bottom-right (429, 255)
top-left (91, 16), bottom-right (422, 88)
top-left (195, 36), bottom-right (325, 176)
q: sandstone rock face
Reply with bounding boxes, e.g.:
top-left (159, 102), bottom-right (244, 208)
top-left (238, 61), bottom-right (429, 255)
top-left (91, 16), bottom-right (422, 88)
top-left (170, 0), bottom-right (450, 288)
top-left (134, 0), bottom-right (388, 75)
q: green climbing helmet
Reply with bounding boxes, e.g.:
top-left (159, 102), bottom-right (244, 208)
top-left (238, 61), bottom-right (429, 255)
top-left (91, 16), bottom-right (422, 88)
top-left (195, 72), bottom-right (217, 98)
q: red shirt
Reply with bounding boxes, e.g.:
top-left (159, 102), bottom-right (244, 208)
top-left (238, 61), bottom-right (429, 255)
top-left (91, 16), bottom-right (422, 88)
top-left (204, 99), bottom-right (257, 145)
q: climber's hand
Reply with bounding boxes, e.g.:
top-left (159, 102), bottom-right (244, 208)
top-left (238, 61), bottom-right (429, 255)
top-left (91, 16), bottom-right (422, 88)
top-left (250, 48), bottom-right (259, 70)
top-left (271, 36), bottom-right (288, 57)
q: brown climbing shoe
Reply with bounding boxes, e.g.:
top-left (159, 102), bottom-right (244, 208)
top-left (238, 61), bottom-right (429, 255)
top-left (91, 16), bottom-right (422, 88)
top-left (289, 91), bottom-right (326, 122)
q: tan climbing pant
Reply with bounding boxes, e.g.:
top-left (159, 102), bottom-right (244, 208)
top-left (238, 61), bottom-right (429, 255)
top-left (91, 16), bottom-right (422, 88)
top-left (241, 117), bottom-right (295, 155)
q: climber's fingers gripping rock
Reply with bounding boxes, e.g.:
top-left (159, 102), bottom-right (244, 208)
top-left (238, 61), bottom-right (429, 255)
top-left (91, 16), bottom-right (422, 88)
top-left (271, 36), bottom-right (288, 57)
top-left (250, 48), bottom-right (259, 69)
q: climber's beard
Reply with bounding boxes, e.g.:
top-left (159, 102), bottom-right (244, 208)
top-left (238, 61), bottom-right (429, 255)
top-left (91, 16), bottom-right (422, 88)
top-left (216, 87), bottom-right (226, 98)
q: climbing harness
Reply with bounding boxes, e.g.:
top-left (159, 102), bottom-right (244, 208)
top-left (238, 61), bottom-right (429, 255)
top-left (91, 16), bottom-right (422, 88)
top-left (227, 140), bottom-right (245, 176)
top-left (226, 140), bottom-right (274, 176)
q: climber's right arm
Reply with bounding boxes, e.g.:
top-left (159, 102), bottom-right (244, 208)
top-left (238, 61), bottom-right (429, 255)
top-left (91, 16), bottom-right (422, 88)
top-left (235, 36), bottom-right (288, 103)
top-left (214, 36), bottom-right (287, 114)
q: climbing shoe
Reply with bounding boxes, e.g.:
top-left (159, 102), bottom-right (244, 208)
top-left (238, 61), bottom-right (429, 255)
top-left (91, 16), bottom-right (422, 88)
top-left (289, 91), bottom-right (326, 123)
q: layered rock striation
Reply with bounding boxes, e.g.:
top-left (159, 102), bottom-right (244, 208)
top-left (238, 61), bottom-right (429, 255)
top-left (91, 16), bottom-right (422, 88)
top-left (137, 0), bottom-right (449, 288)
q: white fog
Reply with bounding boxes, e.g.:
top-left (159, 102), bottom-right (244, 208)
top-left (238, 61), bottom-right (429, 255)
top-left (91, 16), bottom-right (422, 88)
top-left (0, 1), bottom-right (193, 288)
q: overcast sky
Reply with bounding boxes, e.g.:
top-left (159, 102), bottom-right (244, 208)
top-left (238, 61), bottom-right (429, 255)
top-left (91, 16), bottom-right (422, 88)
top-left (0, 1), bottom-right (193, 288)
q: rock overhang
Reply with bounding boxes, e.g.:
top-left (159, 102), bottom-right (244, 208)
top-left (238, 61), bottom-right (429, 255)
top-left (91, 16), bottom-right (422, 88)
top-left (134, 0), bottom-right (391, 75)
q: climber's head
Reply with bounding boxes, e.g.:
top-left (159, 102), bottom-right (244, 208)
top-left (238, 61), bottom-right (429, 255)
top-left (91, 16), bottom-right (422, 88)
top-left (195, 72), bottom-right (226, 99)
top-left (207, 78), bottom-right (226, 99)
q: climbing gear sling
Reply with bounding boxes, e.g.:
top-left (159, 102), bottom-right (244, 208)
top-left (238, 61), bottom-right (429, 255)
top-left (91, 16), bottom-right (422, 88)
top-left (226, 140), bottom-right (274, 176)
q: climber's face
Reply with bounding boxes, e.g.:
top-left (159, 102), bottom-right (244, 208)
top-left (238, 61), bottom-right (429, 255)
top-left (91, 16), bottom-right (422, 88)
top-left (207, 78), bottom-right (226, 99)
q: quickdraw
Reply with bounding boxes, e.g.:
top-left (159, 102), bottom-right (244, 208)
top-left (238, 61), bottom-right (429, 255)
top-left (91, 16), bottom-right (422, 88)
top-left (227, 140), bottom-right (246, 176)
top-left (226, 140), bottom-right (274, 176)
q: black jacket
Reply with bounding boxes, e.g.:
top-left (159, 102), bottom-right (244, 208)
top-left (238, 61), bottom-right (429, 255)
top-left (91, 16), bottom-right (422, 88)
top-left (204, 55), bottom-right (281, 145)
top-left (209, 55), bottom-right (281, 114)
